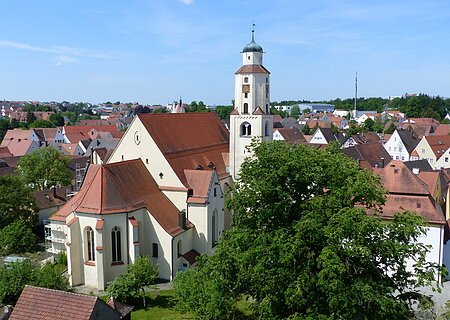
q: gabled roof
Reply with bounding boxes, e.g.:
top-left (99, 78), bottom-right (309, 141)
top-left (371, 161), bottom-right (446, 225)
top-left (395, 129), bottom-right (420, 153)
top-left (253, 107), bottom-right (265, 115)
top-left (0, 139), bottom-right (37, 157)
top-left (423, 135), bottom-right (450, 157)
top-left (348, 132), bottom-right (380, 145)
top-left (138, 113), bottom-right (230, 186)
top-left (106, 298), bottom-right (134, 318)
top-left (434, 124), bottom-right (450, 136)
top-left (417, 171), bottom-right (440, 196)
top-left (375, 161), bottom-right (430, 195)
top-left (32, 187), bottom-right (67, 210)
top-left (185, 169), bottom-right (214, 204)
top-left (235, 65), bottom-right (270, 74)
top-left (182, 249), bottom-right (201, 265)
top-left (9, 285), bottom-right (121, 320)
top-left (275, 128), bottom-right (306, 144)
top-left (50, 159), bottom-right (190, 236)
top-left (403, 160), bottom-right (433, 173)
top-left (0, 146), bottom-right (12, 157)
top-left (342, 142), bottom-right (391, 168)
top-left (1, 129), bottom-right (33, 144)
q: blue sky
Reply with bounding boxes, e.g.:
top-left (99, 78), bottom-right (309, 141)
top-left (1, 0), bottom-right (450, 105)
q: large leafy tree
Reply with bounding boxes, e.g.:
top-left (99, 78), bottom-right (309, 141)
top-left (17, 147), bottom-right (71, 190)
top-left (108, 256), bottom-right (158, 306)
top-left (174, 141), bottom-right (441, 320)
top-left (0, 175), bottom-right (37, 227)
top-left (0, 220), bottom-right (38, 255)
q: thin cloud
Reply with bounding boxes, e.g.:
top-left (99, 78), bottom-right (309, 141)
top-left (0, 40), bottom-right (110, 60)
top-left (180, 0), bottom-right (194, 4)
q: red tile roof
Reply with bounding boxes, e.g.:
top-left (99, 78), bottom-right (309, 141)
top-left (106, 298), bottom-right (134, 318)
top-left (372, 161), bottom-right (446, 225)
top-left (424, 135), bottom-right (450, 157)
top-left (64, 125), bottom-right (118, 143)
top-left (0, 139), bottom-right (37, 157)
top-left (50, 159), bottom-right (191, 236)
top-left (0, 146), bottom-right (12, 157)
top-left (275, 128), bottom-right (306, 144)
top-left (253, 107), bottom-right (265, 115)
top-left (185, 169), bottom-right (214, 204)
top-left (235, 65), bottom-right (270, 74)
top-left (182, 249), bottom-right (201, 265)
top-left (434, 124), bottom-right (450, 136)
top-left (9, 285), bottom-right (119, 320)
top-left (138, 113), bottom-right (230, 186)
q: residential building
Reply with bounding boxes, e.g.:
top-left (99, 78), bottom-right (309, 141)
top-left (273, 127), bottom-right (305, 144)
top-left (342, 142), bottom-right (391, 169)
top-left (383, 129), bottom-right (419, 161)
top-left (309, 127), bottom-right (345, 145)
top-left (9, 286), bottom-right (126, 320)
top-left (411, 135), bottom-right (450, 169)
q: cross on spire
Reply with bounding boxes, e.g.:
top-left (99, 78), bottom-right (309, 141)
top-left (252, 23), bottom-right (255, 41)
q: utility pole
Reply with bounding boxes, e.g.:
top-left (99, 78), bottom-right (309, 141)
top-left (354, 71), bottom-right (358, 120)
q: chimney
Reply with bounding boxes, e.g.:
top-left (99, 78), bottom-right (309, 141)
top-left (179, 209), bottom-right (187, 230)
top-left (412, 168), bottom-right (420, 175)
top-left (380, 157), bottom-right (385, 168)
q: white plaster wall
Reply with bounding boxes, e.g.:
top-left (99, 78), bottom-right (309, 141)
top-left (161, 190), bottom-right (188, 212)
top-left (107, 117), bottom-right (185, 188)
top-left (242, 51), bottom-right (262, 65)
top-left (383, 131), bottom-right (410, 161)
top-left (173, 228), bottom-right (194, 276)
top-left (309, 130), bottom-right (327, 144)
top-left (413, 137), bottom-right (436, 166)
top-left (443, 240), bottom-right (450, 279)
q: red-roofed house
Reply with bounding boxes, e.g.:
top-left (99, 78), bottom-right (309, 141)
top-left (372, 161), bottom-right (449, 278)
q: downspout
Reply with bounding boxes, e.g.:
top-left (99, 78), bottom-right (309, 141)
top-left (171, 237), bottom-right (174, 280)
top-left (126, 212), bottom-right (130, 265)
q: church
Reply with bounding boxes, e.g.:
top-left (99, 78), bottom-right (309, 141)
top-left (46, 32), bottom-right (273, 290)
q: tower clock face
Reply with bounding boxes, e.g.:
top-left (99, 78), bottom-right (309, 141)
top-left (242, 84), bottom-right (250, 93)
top-left (134, 131), bottom-right (141, 145)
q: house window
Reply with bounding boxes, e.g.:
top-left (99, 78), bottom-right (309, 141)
top-left (214, 187), bottom-right (217, 197)
top-left (266, 77), bottom-right (269, 83)
top-left (152, 243), bottom-right (158, 258)
top-left (111, 226), bottom-right (122, 263)
top-left (399, 147), bottom-right (402, 152)
top-left (121, 155), bottom-right (124, 161)
top-left (86, 227), bottom-right (95, 262)
top-left (240, 122), bottom-right (251, 137)
top-left (422, 149), bottom-right (425, 154)
top-left (146, 159), bottom-right (149, 164)
top-left (446, 157), bottom-right (449, 163)
top-left (395, 156), bottom-right (399, 160)
top-left (244, 77), bottom-right (248, 83)
top-left (393, 147), bottom-right (396, 152)
top-left (388, 147), bottom-right (391, 151)
top-left (401, 156), bottom-right (405, 160)
top-left (243, 103), bottom-right (249, 114)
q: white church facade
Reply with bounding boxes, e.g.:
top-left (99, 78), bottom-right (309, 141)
top-left (46, 32), bottom-right (273, 289)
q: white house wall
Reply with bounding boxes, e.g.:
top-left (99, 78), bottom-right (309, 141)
top-left (383, 130), bottom-right (410, 161)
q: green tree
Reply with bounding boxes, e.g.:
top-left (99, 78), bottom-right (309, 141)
top-left (29, 119), bottom-right (55, 128)
top-left (0, 220), bottom-right (38, 255)
top-left (26, 111), bottom-right (37, 125)
top-left (215, 105), bottom-right (233, 120)
top-left (34, 263), bottom-right (70, 291)
top-left (174, 141), bottom-right (441, 320)
top-left (49, 113), bottom-right (65, 126)
top-left (301, 124), bottom-right (311, 135)
top-left (0, 118), bottom-right (9, 141)
top-left (290, 105), bottom-right (300, 119)
top-left (0, 260), bottom-right (36, 305)
top-left (384, 122), bottom-right (397, 134)
top-left (108, 256), bottom-right (158, 307)
top-left (363, 117), bottom-right (375, 131)
top-left (0, 175), bottom-right (37, 227)
top-left (0, 261), bottom-right (69, 305)
top-left (9, 118), bottom-right (19, 129)
top-left (17, 147), bottom-right (71, 191)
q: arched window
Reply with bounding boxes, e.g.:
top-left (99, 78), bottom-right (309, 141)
top-left (240, 122), bottom-right (251, 137)
top-left (86, 227), bottom-right (95, 262)
top-left (111, 226), bottom-right (122, 262)
top-left (265, 121), bottom-right (270, 136)
top-left (212, 210), bottom-right (217, 247)
top-left (243, 103), bottom-right (249, 114)
top-left (177, 240), bottom-right (182, 257)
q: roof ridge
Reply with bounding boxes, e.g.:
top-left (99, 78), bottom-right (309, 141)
top-left (24, 285), bottom-right (98, 300)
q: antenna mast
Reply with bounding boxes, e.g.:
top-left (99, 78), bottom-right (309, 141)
top-left (354, 71), bottom-right (358, 119)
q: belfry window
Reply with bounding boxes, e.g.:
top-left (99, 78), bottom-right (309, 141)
top-left (244, 77), bottom-right (248, 83)
top-left (265, 121), bottom-right (270, 136)
top-left (241, 122), bottom-right (251, 137)
top-left (111, 226), bottom-right (122, 262)
top-left (86, 227), bottom-right (95, 262)
top-left (243, 103), bottom-right (249, 114)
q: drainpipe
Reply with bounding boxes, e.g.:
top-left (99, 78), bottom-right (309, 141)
top-left (126, 212), bottom-right (130, 265)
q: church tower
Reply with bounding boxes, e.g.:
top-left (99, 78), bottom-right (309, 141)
top-left (230, 28), bottom-right (273, 180)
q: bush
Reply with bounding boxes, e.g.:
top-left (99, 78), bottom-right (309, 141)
top-left (56, 251), bottom-right (67, 266)
top-left (0, 220), bottom-right (38, 255)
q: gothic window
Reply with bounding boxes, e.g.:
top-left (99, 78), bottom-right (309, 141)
top-left (243, 103), bottom-right (249, 114)
top-left (265, 121), bottom-right (270, 136)
top-left (152, 243), bottom-right (158, 258)
top-left (240, 122), bottom-right (251, 137)
top-left (111, 226), bottom-right (122, 262)
top-left (266, 104), bottom-right (269, 114)
top-left (177, 240), bottom-right (182, 257)
top-left (86, 227), bottom-right (95, 262)
top-left (212, 209), bottom-right (218, 247)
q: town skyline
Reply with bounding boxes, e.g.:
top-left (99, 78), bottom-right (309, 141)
top-left (1, 0), bottom-right (450, 105)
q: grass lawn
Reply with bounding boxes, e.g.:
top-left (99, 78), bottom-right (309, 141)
top-left (129, 290), bottom-right (194, 320)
